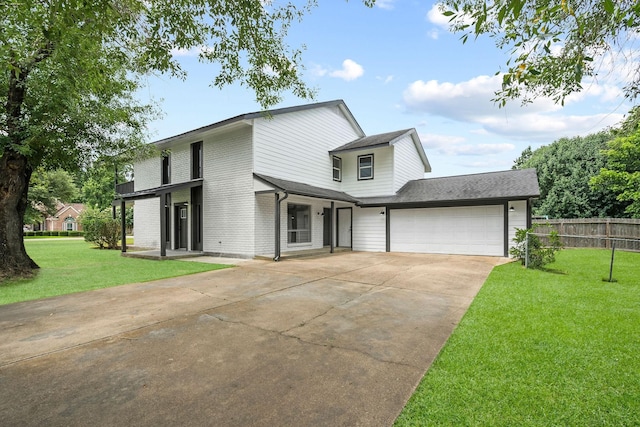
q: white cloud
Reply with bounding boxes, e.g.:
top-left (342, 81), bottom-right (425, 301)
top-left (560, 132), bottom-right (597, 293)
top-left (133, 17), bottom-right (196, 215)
top-left (403, 74), bottom-right (626, 142)
top-left (375, 0), bottom-right (396, 10)
top-left (427, 29), bottom-right (440, 40)
top-left (329, 59), bottom-right (364, 81)
top-left (377, 75), bottom-right (394, 84)
top-left (421, 133), bottom-right (514, 156)
top-left (310, 63), bottom-right (328, 77)
top-left (426, 4), bottom-right (450, 28)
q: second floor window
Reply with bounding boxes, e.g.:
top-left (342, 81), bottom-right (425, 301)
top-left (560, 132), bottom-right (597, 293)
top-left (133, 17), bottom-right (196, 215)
top-left (332, 156), bottom-right (342, 182)
top-left (161, 150), bottom-right (171, 185)
top-left (358, 154), bottom-right (374, 180)
top-left (191, 141), bottom-right (203, 179)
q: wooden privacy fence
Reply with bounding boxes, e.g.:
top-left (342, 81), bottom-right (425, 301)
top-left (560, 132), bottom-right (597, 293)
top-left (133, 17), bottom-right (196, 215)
top-left (532, 218), bottom-right (640, 250)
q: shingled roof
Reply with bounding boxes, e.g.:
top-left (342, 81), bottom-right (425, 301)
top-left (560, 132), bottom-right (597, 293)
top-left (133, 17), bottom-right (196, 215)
top-left (329, 129), bottom-right (413, 153)
top-left (358, 168), bottom-right (540, 206)
top-left (254, 174), bottom-right (359, 203)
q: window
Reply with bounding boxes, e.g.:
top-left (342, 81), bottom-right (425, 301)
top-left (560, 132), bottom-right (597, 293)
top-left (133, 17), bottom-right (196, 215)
top-left (65, 216), bottom-right (75, 231)
top-left (332, 156), bottom-right (342, 182)
top-left (161, 150), bottom-right (171, 185)
top-left (358, 154), bottom-right (374, 180)
top-left (287, 203), bottom-right (311, 244)
top-left (191, 141), bottom-right (202, 179)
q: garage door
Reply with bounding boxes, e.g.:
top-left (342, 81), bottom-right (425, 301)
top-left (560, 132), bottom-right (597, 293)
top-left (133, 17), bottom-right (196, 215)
top-left (390, 205), bottom-right (504, 256)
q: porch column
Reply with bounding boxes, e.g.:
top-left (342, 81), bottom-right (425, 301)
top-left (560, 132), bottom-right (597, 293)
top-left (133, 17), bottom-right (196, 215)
top-left (330, 201), bottom-right (335, 254)
top-left (274, 191), bottom-right (288, 261)
top-left (160, 193), bottom-right (167, 257)
top-left (120, 200), bottom-right (127, 253)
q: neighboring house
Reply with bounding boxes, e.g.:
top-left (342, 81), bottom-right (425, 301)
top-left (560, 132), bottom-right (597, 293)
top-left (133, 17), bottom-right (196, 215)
top-left (115, 100), bottom-right (539, 259)
top-left (44, 203), bottom-right (85, 232)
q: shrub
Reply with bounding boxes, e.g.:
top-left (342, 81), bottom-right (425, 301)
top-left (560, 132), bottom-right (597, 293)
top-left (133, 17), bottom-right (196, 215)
top-left (50, 231), bottom-right (59, 236)
top-left (42, 231), bottom-right (51, 236)
top-left (79, 207), bottom-right (120, 249)
top-left (510, 225), bottom-right (563, 269)
top-left (34, 231), bottom-right (43, 237)
top-left (69, 231), bottom-right (81, 237)
top-left (59, 231), bottom-right (69, 236)
top-left (24, 231), bottom-right (35, 237)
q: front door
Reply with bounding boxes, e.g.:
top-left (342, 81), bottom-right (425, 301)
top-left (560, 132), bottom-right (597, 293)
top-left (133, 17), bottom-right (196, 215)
top-left (337, 208), bottom-right (352, 247)
top-left (175, 205), bottom-right (188, 250)
top-left (322, 208), bottom-right (331, 246)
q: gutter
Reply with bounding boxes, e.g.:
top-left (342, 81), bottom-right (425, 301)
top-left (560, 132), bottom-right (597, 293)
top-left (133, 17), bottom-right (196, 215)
top-left (274, 191), bottom-right (289, 261)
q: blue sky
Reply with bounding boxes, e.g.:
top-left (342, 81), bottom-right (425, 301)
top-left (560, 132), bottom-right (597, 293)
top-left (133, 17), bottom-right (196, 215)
top-left (138, 1), bottom-right (636, 178)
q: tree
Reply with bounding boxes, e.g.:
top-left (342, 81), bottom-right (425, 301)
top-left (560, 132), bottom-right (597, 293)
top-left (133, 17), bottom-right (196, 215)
top-left (79, 207), bottom-right (121, 250)
top-left (590, 129), bottom-right (640, 217)
top-left (24, 169), bottom-right (79, 227)
top-left (513, 132), bottom-right (627, 218)
top-left (81, 164), bottom-right (123, 210)
top-left (0, 1), bottom-right (375, 279)
top-left (441, 0), bottom-right (640, 105)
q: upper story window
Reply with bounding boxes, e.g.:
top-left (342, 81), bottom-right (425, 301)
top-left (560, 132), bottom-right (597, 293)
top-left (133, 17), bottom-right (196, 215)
top-left (358, 154), bottom-right (374, 180)
top-left (191, 141), bottom-right (203, 179)
top-left (332, 156), bottom-right (342, 182)
top-left (161, 150), bottom-right (171, 185)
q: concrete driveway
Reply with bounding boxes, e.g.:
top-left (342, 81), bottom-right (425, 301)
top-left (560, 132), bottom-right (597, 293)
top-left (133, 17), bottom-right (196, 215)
top-left (0, 252), bottom-right (504, 426)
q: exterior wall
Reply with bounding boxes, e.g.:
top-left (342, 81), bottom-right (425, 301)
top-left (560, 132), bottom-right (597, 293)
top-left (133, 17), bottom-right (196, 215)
top-left (339, 146), bottom-right (394, 197)
top-left (45, 205), bottom-right (84, 231)
top-left (352, 206), bottom-right (386, 252)
top-left (278, 195), bottom-right (334, 254)
top-left (255, 193), bottom-right (275, 256)
top-left (133, 198), bottom-right (160, 248)
top-left (134, 156), bottom-right (161, 191)
top-left (253, 105), bottom-right (361, 190)
top-left (202, 127), bottom-right (256, 257)
top-left (169, 142), bottom-right (192, 184)
top-left (508, 200), bottom-right (527, 254)
top-left (393, 136), bottom-right (427, 192)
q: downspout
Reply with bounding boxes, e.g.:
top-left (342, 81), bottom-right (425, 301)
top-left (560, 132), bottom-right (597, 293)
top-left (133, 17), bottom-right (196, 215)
top-left (274, 191), bottom-right (289, 261)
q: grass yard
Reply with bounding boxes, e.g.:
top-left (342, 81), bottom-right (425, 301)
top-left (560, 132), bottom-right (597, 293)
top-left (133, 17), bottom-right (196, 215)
top-left (395, 249), bottom-right (640, 426)
top-left (0, 239), bottom-right (230, 306)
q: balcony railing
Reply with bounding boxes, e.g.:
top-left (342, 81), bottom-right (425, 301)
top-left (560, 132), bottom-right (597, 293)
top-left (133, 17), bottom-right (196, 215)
top-left (115, 181), bottom-right (134, 195)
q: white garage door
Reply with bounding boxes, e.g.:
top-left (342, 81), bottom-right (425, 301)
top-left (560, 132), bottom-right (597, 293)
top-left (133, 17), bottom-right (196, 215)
top-left (390, 205), bottom-right (504, 256)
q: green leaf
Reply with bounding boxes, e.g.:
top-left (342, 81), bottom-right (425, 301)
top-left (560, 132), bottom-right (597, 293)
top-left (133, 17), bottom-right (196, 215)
top-left (603, 0), bottom-right (615, 15)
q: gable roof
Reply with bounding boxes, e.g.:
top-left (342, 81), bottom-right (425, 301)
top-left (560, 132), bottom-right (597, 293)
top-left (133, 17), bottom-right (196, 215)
top-left (154, 99), bottom-right (364, 148)
top-left (253, 174), bottom-right (358, 203)
top-left (358, 168), bottom-right (540, 206)
top-left (329, 128), bottom-right (431, 173)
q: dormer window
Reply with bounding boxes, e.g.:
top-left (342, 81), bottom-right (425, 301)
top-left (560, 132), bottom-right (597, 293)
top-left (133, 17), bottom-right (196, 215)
top-left (358, 154), bottom-right (374, 180)
top-left (332, 156), bottom-right (342, 182)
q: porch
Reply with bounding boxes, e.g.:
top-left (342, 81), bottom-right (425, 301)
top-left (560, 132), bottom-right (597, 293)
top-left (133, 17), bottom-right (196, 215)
top-left (121, 246), bottom-right (352, 261)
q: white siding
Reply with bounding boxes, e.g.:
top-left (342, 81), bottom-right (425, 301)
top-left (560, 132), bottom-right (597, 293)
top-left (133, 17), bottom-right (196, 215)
top-left (393, 136), bottom-right (427, 192)
top-left (169, 142), bottom-right (192, 184)
top-left (508, 200), bottom-right (527, 255)
top-left (254, 193), bottom-right (275, 256)
top-left (339, 147), bottom-right (394, 197)
top-left (352, 207), bottom-right (386, 252)
top-left (253, 105), bottom-right (361, 189)
top-left (134, 156), bottom-right (160, 191)
top-left (133, 198), bottom-right (160, 248)
top-left (202, 127), bottom-right (255, 257)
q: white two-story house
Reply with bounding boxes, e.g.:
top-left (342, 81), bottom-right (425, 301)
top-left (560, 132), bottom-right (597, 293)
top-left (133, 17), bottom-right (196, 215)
top-left (115, 100), bottom-right (539, 259)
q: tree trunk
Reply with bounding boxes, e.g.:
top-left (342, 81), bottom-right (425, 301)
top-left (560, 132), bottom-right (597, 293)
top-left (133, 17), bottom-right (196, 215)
top-left (0, 149), bottom-right (38, 279)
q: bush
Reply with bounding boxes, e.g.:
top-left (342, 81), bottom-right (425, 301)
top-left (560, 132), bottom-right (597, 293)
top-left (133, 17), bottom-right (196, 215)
top-left (34, 231), bottom-right (43, 237)
top-left (510, 225), bottom-right (563, 269)
top-left (59, 231), bottom-right (69, 236)
top-left (79, 207), bottom-right (120, 249)
top-left (42, 231), bottom-right (51, 236)
top-left (24, 231), bottom-right (35, 236)
top-left (68, 231), bottom-right (82, 237)
top-left (50, 231), bottom-right (59, 236)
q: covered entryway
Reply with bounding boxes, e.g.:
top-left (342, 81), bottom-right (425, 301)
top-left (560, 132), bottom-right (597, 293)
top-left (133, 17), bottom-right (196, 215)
top-left (390, 205), bottom-right (504, 256)
top-left (175, 204), bottom-right (188, 250)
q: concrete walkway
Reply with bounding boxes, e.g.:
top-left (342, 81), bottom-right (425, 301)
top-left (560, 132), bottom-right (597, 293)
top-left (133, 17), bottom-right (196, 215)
top-left (0, 252), bottom-right (505, 426)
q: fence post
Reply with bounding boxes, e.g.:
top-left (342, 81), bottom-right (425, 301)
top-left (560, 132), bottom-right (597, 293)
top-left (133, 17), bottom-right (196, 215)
top-left (608, 240), bottom-right (616, 282)
top-left (525, 231), bottom-right (529, 269)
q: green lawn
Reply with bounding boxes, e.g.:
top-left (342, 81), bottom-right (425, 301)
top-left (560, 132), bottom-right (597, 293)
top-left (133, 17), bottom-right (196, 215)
top-left (0, 239), bottom-right (230, 306)
top-left (395, 249), bottom-right (640, 426)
